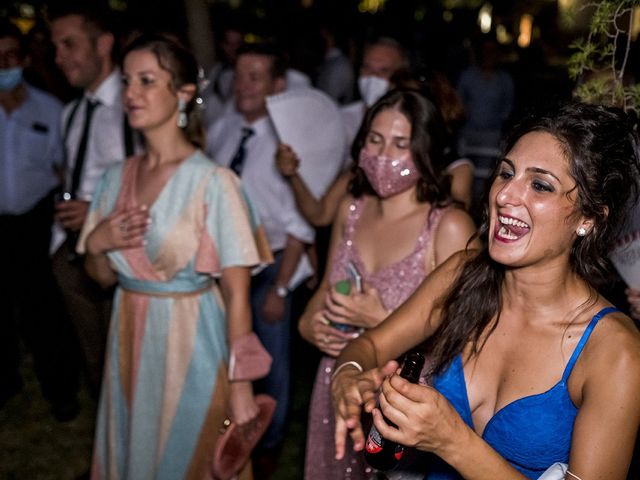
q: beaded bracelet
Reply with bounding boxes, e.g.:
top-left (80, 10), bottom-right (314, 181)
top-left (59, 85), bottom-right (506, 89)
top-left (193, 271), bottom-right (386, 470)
top-left (331, 361), bottom-right (364, 380)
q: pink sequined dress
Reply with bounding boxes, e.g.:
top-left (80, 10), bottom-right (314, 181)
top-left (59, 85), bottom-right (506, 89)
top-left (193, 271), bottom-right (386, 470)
top-left (304, 196), bottom-right (447, 480)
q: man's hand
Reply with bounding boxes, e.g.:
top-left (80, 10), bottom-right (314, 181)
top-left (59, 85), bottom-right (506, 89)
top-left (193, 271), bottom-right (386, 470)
top-left (55, 199), bottom-right (90, 232)
top-left (262, 287), bottom-right (286, 324)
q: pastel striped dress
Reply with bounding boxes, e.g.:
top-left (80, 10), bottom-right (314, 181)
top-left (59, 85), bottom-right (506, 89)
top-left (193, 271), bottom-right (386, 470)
top-left (78, 150), bottom-right (272, 480)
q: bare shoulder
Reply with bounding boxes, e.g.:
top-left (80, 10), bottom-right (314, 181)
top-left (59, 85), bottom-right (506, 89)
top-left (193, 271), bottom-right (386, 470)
top-left (437, 206), bottom-right (476, 233)
top-left (583, 307), bottom-right (640, 386)
top-left (433, 207), bottom-right (481, 259)
top-left (589, 308), bottom-right (640, 359)
top-left (334, 194), bottom-right (357, 227)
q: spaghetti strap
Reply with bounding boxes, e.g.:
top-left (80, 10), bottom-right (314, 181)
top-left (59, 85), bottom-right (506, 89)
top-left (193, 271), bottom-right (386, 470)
top-left (561, 306), bottom-right (619, 382)
top-left (343, 197), bottom-right (364, 242)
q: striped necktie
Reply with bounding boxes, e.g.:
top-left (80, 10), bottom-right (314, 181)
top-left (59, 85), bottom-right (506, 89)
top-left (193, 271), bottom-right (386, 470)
top-left (229, 127), bottom-right (254, 176)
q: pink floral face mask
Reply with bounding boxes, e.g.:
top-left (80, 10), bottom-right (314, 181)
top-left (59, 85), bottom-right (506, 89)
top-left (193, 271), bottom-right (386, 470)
top-left (359, 150), bottom-right (420, 198)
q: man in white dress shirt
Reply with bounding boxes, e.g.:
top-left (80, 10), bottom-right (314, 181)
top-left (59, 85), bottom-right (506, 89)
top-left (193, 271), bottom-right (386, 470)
top-left (206, 43), bottom-right (314, 468)
top-left (341, 37), bottom-right (409, 147)
top-left (50, 4), bottom-right (134, 398)
top-left (0, 19), bottom-right (79, 420)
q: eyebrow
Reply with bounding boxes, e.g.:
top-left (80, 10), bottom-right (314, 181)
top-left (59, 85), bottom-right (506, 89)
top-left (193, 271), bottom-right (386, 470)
top-left (368, 128), bottom-right (410, 141)
top-left (528, 166), bottom-right (560, 182)
top-left (501, 157), bottom-right (561, 183)
top-left (123, 69), bottom-right (157, 77)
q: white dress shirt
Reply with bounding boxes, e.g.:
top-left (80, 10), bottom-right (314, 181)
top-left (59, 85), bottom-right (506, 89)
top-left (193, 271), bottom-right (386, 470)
top-left (52, 69), bottom-right (132, 253)
top-left (62, 69), bottom-right (128, 201)
top-left (206, 112), bottom-right (314, 288)
top-left (339, 100), bottom-right (366, 170)
top-left (0, 85), bottom-right (63, 215)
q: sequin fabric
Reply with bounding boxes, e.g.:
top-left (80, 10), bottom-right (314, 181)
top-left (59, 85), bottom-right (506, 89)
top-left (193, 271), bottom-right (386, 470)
top-left (358, 150), bottom-right (420, 199)
top-left (304, 196), bottom-right (447, 480)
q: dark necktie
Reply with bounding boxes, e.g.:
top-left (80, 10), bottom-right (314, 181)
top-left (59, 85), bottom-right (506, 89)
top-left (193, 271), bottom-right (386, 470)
top-left (229, 127), bottom-right (254, 176)
top-left (69, 98), bottom-right (100, 197)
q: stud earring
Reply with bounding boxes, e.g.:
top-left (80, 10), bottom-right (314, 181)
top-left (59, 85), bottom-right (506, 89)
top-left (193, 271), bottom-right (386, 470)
top-left (177, 98), bottom-right (188, 128)
top-left (577, 227), bottom-right (587, 237)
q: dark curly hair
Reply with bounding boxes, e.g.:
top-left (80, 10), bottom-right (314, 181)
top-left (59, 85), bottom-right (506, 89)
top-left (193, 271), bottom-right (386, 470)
top-left (426, 101), bottom-right (640, 375)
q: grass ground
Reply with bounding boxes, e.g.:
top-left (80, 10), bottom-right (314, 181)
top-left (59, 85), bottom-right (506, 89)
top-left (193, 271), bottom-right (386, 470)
top-left (0, 337), bottom-right (318, 480)
top-left (0, 358), bottom-right (96, 480)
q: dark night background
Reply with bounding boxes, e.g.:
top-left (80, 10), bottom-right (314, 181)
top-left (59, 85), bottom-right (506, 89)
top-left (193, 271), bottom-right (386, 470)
top-left (1, 1), bottom-right (639, 479)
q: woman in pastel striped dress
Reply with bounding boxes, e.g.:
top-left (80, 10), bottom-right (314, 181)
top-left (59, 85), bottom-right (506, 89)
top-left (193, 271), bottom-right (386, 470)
top-left (78, 35), bottom-right (272, 479)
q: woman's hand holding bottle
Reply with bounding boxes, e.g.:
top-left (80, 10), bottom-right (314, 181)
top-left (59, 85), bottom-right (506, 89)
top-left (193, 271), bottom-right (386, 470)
top-left (371, 369), bottom-right (471, 460)
top-left (324, 281), bottom-right (390, 330)
top-left (309, 310), bottom-right (359, 357)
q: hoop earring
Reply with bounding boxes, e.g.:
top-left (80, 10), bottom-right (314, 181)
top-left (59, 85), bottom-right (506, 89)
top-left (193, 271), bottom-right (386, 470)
top-left (577, 226), bottom-right (587, 237)
top-left (177, 98), bottom-right (188, 128)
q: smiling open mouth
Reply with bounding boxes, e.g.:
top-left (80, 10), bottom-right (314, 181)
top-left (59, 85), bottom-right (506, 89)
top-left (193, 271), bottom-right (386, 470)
top-left (497, 215), bottom-right (530, 241)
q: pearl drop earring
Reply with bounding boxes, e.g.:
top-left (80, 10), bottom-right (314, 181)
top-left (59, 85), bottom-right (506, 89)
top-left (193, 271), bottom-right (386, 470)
top-left (177, 98), bottom-right (188, 128)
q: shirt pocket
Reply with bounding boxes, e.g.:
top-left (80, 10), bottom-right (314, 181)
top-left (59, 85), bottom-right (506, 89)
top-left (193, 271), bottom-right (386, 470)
top-left (15, 123), bottom-right (54, 172)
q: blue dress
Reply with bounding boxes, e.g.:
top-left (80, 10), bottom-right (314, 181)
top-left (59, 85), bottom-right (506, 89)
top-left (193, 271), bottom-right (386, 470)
top-left (426, 307), bottom-right (618, 479)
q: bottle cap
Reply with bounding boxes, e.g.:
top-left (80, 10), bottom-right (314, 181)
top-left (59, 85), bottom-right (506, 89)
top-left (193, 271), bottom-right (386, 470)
top-left (334, 279), bottom-right (351, 295)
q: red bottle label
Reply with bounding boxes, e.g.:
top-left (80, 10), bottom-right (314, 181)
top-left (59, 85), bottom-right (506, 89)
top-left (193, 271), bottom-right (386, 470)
top-left (365, 426), bottom-right (383, 454)
top-left (394, 444), bottom-right (405, 460)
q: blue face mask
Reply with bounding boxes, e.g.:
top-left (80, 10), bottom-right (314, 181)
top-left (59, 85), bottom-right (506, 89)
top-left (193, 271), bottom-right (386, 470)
top-left (0, 67), bottom-right (23, 91)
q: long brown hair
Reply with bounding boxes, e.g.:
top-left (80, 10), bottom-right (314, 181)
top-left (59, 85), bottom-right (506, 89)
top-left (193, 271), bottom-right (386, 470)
top-left (426, 102), bottom-right (640, 374)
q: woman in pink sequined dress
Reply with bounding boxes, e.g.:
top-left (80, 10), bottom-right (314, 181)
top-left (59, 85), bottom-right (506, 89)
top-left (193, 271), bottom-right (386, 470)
top-left (298, 89), bottom-right (480, 479)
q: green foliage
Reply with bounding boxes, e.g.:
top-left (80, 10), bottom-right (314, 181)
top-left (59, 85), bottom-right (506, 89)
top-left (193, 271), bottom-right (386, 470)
top-left (569, 0), bottom-right (640, 113)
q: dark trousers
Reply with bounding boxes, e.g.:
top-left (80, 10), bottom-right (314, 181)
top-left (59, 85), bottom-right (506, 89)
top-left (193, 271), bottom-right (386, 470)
top-left (51, 237), bottom-right (113, 398)
top-left (251, 252), bottom-right (293, 450)
top-left (0, 193), bottom-right (79, 404)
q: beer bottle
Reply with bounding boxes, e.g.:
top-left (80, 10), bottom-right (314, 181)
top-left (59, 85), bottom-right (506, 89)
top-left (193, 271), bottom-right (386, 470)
top-left (364, 351), bottom-right (425, 471)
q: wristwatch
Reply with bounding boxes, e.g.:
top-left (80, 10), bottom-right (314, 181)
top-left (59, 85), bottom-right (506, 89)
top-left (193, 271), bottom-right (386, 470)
top-left (274, 284), bottom-right (289, 298)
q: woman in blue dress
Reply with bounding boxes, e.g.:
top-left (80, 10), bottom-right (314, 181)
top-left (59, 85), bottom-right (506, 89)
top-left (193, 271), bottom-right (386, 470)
top-left (331, 102), bottom-right (640, 479)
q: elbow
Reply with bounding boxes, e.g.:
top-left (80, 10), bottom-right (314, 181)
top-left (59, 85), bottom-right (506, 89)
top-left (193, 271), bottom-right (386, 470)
top-left (311, 213), bottom-right (333, 228)
top-left (306, 205), bottom-right (334, 227)
top-left (89, 270), bottom-right (117, 290)
top-left (298, 315), bottom-right (315, 346)
top-left (298, 317), bottom-right (309, 343)
top-left (299, 205), bottom-right (327, 227)
top-left (84, 259), bottom-right (117, 290)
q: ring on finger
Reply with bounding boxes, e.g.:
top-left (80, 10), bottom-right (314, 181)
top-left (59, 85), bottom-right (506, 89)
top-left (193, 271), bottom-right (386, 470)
top-left (319, 316), bottom-right (330, 326)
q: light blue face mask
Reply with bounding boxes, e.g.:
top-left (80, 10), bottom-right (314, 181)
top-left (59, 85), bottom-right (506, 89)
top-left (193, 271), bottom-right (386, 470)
top-left (0, 67), bottom-right (23, 91)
